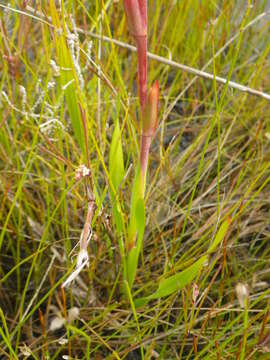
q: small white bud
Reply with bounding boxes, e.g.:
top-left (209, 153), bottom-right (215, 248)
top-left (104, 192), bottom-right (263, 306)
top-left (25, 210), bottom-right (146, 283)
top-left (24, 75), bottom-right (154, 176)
top-left (68, 307), bottom-right (79, 323)
top-left (192, 283), bottom-right (199, 304)
top-left (19, 344), bottom-right (32, 357)
top-left (58, 338), bottom-right (68, 345)
top-left (49, 316), bottom-right (65, 331)
top-left (50, 59), bottom-right (60, 77)
top-left (75, 165), bottom-right (90, 180)
top-left (235, 283), bottom-right (249, 308)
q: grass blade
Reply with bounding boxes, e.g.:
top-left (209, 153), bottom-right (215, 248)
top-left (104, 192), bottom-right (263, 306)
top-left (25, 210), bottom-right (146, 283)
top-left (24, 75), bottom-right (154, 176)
top-left (208, 217), bottom-right (231, 254)
top-left (148, 255), bottom-right (207, 300)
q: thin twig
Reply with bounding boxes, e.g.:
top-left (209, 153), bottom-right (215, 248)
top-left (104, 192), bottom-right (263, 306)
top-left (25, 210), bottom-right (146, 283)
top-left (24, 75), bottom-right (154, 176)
top-left (161, 9), bottom-right (270, 122)
top-left (84, 9), bottom-right (270, 101)
top-left (86, 33), bottom-right (270, 101)
top-left (1, 4), bottom-right (269, 100)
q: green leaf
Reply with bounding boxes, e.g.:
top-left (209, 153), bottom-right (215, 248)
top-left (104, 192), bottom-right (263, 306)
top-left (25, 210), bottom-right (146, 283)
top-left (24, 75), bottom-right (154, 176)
top-left (147, 255), bottom-right (208, 299)
top-left (109, 116), bottom-right (125, 234)
top-left (208, 217), bottom-right (231, 254)
top-left (127, 247), bottom-right (137, 286)
top-left (109, 118), bottom-right (125, 190)
top-left (127, 197), bottom-right (145, 287)
top-left (134, 297), bottom-right (149, 308)
top-left (135, 197), bottom-right (145, 241)
top-left (128, 165), bottom-right (142, 245)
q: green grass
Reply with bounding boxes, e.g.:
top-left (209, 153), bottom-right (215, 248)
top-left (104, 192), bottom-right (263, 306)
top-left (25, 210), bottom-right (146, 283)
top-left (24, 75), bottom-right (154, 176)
top-left (0, 0), bottom-right (270, 358)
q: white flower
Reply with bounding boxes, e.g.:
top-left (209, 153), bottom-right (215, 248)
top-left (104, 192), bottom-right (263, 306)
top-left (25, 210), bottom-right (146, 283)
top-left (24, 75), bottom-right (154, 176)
top-left (75, 165), bottom-right (90, 180)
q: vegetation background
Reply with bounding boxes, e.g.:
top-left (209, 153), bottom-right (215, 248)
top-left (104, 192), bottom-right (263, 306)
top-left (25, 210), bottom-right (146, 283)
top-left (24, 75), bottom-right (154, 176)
top-left (0, 0), bottom-right (270, 359)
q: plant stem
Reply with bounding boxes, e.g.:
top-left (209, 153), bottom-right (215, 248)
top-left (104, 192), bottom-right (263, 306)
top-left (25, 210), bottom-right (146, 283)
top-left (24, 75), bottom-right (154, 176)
top-left (136, 35), bottom-right (148, 111)
top-left (139, 134), bottom-right (151, 196)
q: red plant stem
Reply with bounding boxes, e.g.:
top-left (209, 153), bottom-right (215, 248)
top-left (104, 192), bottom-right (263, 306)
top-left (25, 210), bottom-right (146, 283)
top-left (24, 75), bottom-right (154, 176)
top-left (138, 0), bottom-right (147, 26)
top-left (135, 35), bottom-right (147, 111)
